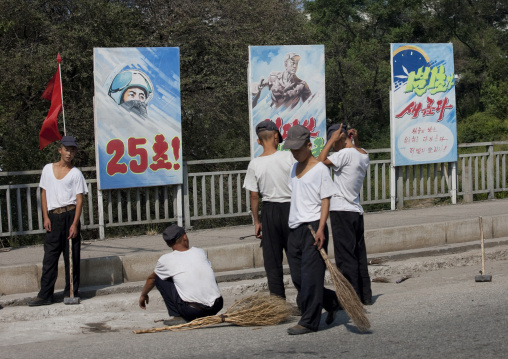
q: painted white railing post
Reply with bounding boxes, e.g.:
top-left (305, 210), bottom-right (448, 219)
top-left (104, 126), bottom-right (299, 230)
top-left (487, 144), bottom-right (495, 199)
top-left (390, 164), bottom-right (396, 210)
top-left (97, 189), bottom-right (105, 240)
top-left (183, 161), bottom-right (191, 228)
top-left (451, 162), bottom-right (457, 204)
top-left (176, 184), bottom-right (183, 227)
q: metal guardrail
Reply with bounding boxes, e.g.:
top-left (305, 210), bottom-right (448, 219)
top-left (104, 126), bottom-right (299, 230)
top-left (1, 142), bottom-right (508, 239)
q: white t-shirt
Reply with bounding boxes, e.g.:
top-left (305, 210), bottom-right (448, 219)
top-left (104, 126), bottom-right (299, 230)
top-left (328, 148), bottom-right (369, 214)
top-left (155, 247), bottom-right (221, 307)
top-left (39, 164), bottom-right (88, 211)
top-left (243, 151), bottom-right (295, 202)
top-left (288, 162), bottom-right (338, 229)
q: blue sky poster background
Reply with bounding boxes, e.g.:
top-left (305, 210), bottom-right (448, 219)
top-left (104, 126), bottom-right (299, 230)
top-left (94, 47), bottom-right (182, 190)
top-left (390, 43), bottom-right (457, 166)
top-left (248, 45), bottom-right (326, 158)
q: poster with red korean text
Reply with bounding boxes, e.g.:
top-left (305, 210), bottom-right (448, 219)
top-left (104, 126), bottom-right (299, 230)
top-left (93, 48), bottom-right (182, 190)
top-left (390, 43), bottom-right (457, 166)
top-left (248, 45), bottom-right (326, 158)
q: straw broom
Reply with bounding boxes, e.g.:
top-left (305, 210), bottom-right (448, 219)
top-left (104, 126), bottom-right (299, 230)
top-left (134, 294), bottom-right (293, 334)
top-left (308, 225), bottom-right (370, 332)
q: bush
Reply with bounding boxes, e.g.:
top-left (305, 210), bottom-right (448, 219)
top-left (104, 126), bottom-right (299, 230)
top-left (457, 112), bottom-right (508, 144)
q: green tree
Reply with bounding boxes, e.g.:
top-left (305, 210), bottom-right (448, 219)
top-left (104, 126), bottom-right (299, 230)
top-left (0, 0), bottom-right (313, 173)
top-left (0, 0), bottom-right (146, 172)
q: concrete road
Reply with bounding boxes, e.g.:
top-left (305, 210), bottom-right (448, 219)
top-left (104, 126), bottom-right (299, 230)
top-left (1, 249), bottom-right (507, 359)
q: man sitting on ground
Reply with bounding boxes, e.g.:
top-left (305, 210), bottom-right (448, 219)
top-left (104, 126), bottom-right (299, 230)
top-left (139, 225), bottom-right (223, 325)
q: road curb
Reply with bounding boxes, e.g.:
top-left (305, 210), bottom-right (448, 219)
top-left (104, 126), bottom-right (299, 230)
top-left (2, 239), bottom-right (507, 308)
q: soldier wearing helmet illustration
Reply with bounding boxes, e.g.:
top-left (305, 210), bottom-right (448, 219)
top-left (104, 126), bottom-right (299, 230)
top-left (251, 52), bottom-right (312, 109)
top-left (108, 69), bottom-right (154, 118)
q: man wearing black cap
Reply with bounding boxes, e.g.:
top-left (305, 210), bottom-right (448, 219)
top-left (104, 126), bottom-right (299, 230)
top-left (243, 120), bottom-right (295, 299)
top-left (317, 124), bottom-right (372, 306)
top-left (29, 136), bottom-right (88, 306)
top-left (139, 225), bottom-right (223, 325)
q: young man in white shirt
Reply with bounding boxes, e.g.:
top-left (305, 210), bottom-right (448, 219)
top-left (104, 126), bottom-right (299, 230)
top-left (29, 136), bottom-right (88, 306)
top-left (243, 120), bottom-right (295, 298)
top-left (283, 125), bottom-right (340, 335)
top-left (139, 225), bottom-right (223, 325)
top-left (317, 123), bottom-right (372, 305)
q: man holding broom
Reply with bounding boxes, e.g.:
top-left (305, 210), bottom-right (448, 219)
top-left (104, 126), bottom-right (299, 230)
top-left (317, 124), bottom-right (372, 305)
top-left (139, 225), bottom-right (224, 325)
top-left (283, 125), bottom-right (341, 335)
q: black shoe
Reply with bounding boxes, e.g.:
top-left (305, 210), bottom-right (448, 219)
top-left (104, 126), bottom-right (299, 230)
top-left (325, 301), bottom-right (343, 325)
top-left (28, 297), bottom-right (52, 307)
top-left (325, 309), bottom-right (336, 325)
top-left (287, 324), bottom-right (315, 335)
top-left (362, 299), bottom-right (373, 306)
top-left (163, 317), bottom-right (187, 326)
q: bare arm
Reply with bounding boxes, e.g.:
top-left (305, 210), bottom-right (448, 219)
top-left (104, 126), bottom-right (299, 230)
top-left (139, 272), bottom-right (156, 309)
top-left (250, 191), bottom-right (262, 238)
top-left (41, 189), bottom-right (51, 232)
top-left (317, 124), bottom-right (345, 166)
top-left (314, 197), bottom-right (330, 251)
top-left (68, 193), bottom-right (83, 239)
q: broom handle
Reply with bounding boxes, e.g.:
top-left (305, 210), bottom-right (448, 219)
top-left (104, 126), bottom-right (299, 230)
top-left (479, 216), bottom-right (485, 275)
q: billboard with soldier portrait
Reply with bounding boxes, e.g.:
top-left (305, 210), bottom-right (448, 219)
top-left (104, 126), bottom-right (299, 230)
top-left (93, 47), bottom-right (182, 190)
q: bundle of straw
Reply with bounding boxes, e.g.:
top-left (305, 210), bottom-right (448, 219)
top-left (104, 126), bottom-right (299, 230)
top-left (134, 294), bottom-right (292, 334)
top-left (308, 225), bottom-right (371, 332)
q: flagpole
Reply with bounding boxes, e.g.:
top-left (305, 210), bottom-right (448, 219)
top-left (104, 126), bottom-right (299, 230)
top-left (57, 53), bottom-right (66, 136)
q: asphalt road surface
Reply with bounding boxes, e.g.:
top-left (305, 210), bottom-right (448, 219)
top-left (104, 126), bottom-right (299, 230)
top-left (1, 254), bottom-right (507, 359)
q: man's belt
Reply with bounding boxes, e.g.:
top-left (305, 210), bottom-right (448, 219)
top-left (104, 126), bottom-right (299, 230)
top-left (185, 297), bottom-right (222, 311)
top-left (50, 205), bottom-right (76, 215)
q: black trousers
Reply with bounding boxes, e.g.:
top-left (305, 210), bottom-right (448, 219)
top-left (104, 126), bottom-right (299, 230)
top-left (261, 201), bottom-right (290, 298)
top-left (330, 211), bottom-right (372, 303)
top-left (287, 220), bottom-right (337, 331)
top-left (38, 210), bottom-right (81, 300)
top-left (155, 275), bottom-right (223, 322)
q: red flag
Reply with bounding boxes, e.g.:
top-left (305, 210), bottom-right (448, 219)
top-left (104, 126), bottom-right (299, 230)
top-left (39, 54), bottom-right (63, 150)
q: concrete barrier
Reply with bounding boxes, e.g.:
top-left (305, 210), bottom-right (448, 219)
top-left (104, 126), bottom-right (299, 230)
top-left (207, 243), bottom-right (256, 272)
top-left (3, 213), bottom-right (508, 296)
top-left (122, 252), bottom-right (162, 282)
top-left (80, 256), bottom-right (123, 287)
top-left (366, 222), bottom-right (447, 253)
top-left (0, 264), bottom-right (39, 295)
top-left (492, 215), bottom-right (508, 238)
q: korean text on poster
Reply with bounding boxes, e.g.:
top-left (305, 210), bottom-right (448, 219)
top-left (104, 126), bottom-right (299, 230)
top-left (390, 43), bottom-right (457, 166)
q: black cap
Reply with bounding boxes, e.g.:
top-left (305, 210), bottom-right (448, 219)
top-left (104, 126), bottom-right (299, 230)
top-left (60, 136), bottom-right (78, 148)
top-left (255, 120), bottom-right (283, 143)
top-left (162, 225), bottom-right (185, 245)
top-left (283, 125), bottom-right (310, 150)
top-left (327, 124), bottom-right (347, 141)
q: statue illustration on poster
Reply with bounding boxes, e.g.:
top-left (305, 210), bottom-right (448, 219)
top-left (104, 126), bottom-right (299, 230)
top-left (248, 45), bottom-right (326, 158)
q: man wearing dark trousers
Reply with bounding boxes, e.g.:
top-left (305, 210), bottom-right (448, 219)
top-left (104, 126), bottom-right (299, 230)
top-left (243, 120), bottom-right (295, 299)
top-left (29, 136), bottom-right (88, 306)
top-left (317, 124), bottom-right (372, 305)
top-left (139, 225), bottom-right (223, 325)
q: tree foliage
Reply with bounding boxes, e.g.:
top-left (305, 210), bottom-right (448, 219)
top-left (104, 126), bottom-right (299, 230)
top-left (304, 0), bottom-right (508, 148)
top-left (0, 0), bottom-right (311, 171)
top-left (0, 0), bottom-right (507, 172)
